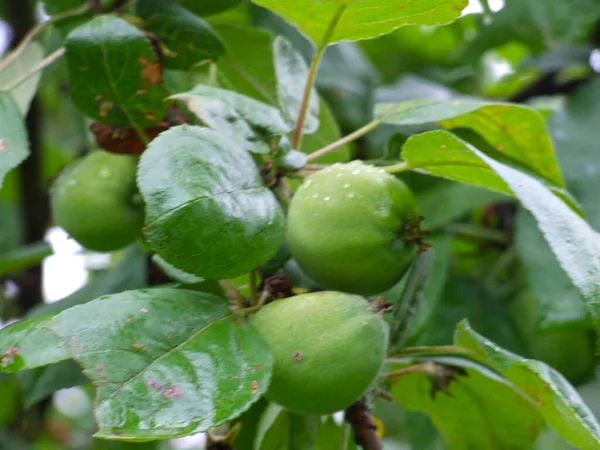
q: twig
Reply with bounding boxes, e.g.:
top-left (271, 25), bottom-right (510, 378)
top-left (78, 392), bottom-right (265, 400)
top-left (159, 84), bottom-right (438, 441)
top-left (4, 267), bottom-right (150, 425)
top-left (0, 3), bottom-right (89, 73)
top-left (344, 397), bottom-right (381, 450)
top-left (2, 47), bottom-right (65, 93)
top-left (292, 5), bottom-right (347, 149)
top-left (446, 223), bottom-right (510, 245)
top-left (306, 119), bottom-right (381, 162)
top-left (249, 269), bottom-right (258, 306)
top-left (218, 280), bottom-right (246, 308)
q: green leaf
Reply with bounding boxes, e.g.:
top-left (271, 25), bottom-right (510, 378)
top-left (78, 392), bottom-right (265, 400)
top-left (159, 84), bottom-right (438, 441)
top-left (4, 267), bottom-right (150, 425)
top-left (65, 15), bottom-right (168, 127)
top-left (18, 360), bottom-right (87, 408)
top-left (376, 99), bottom-right (565, 188)
top-left (0, 241), bottom-right (52, 277)
top-left (551, 78), bottom-right (600, 229)
top-left (401, 130), bottom-right (600, 341)
top-left (314, 418), bottom-right (354, 450)
top-left (43, 0), bottom-right (86, 15)
top-left (138, 125), bottom-right (285, 279)
top-left (508, 291), bottom-right (595, 385)
top-left (152, 254), bottom-right (204, 285)
top-left (273, 37), bottom-right (319, 134)
top-left (135, 0), bottom-right (225, 71)
top-left (180, 0), bottom-right (245, 17)
top-left (515, 209), bottom-right (589, 330)
top-left (455, 320), bottom-right (600, 449)
top-left (0, 374), bottom-right (19, 426)
top-left (0, 93), bottom-right (28, 189)
top-left (465, 0), bottom-right (600, 60)
top-left (415, 181), bottom-right (506, 230)
top-left (214, 24), bottom-right (348, 161)
top-left (0, 315), bottom-right (70, 373)
top-left (251, 0), bottom-right (468, 44)
top-left (171, 84), bottom-right (290, 154)
top-left (46, 288), bottom-right (271, 440)
top-left (27, 244), bottom-right (147, 319)
top-left (318, 42), bottom-right (379, 131)
top-left (213, 24), bottom-right (278, 104)
top-left (385, 234), bottom-right (453, 345)
top-left (255, 403), bottom-right (320, 450)
top-left (0, 42), bottom-right (44, 115)
top-left (389, 250), bottom-right (436, 348)
top-left (389, 352), bottom-right (544, 449)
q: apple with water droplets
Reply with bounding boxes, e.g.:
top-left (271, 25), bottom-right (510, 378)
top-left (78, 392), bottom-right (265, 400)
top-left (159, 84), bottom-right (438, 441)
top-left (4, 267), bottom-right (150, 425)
top-left (287, 161), bottom-right (422, 295)
top-left (51, 151), bottom-right (145, 252)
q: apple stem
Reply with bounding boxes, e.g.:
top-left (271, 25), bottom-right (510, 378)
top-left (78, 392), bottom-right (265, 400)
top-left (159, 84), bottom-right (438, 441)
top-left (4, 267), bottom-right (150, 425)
top-left (292, 5), bottom-right (347, 150)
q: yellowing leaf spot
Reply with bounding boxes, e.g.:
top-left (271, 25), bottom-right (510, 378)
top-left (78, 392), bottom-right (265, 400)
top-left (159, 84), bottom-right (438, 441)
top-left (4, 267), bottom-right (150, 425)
top-left (138, 57), bottom-right (162, 87)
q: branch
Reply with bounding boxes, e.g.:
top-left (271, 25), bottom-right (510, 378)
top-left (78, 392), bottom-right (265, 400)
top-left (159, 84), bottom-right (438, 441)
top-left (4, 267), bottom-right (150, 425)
top-left (0, 3), bottom-right (89, 73)
top-left (306, 118), bottom-right (381, 162)
top-left (345, 397), bottom-right (382, 450)
top-left (292, 5), bottom-right (347, 149)
top-left (2, 47), bottom-right (65, 93)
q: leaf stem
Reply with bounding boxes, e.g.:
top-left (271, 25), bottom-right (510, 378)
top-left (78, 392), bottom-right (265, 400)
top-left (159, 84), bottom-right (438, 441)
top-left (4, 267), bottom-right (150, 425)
top-left (249, 269), bottom-right (258, 306)
top-left (0, 242), bottom-right (53, 277)
top-left (446, 223), bottom-right (510, 245)
top-left (382, 161), bottom-right (412, 174)
top-left (218, 280), bottom-right (246, 308)
top-left (306, 118), bottom-right (382, 162)
top-left (478, 0), bottom-right (493, 21)
top-left (292, 5), bottom-right (347, 150)
top-left (0, 3), bottom-right (90, 73)
top-left (2, 47), bottom-right (65, 93)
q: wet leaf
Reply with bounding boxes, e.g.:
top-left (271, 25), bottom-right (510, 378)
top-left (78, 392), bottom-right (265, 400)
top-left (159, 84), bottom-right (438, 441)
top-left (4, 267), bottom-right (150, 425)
top-left (6, 288), bottom-right (273, 440)
top-left (251, 0), bottom-right (468, 44)
top-left (214, 24), bottom-right (349, 161)
top-left (376, 99), bottom-right (565, 188)
top-left (255, 402), bottom-right (320, 450)
top-left (0, 42), bottom-right (44, 115)
top-left (65, 15), bottom-right (168, 127)
top-left (0, 315), bottom-right (69, 373)
top-left (171, 84), bottom-right (290, 154)
top-left (401, 130), bottom-right (600, 341)
top-left (389, 352), bottom-right (544, 449)
top-left (274, 37), bottom-right (319, 134)
top-left (0, 93), bottom-right (28, 189)
top-left (136, 0), bottom-right (225, 70)
top-left (515, 209), bottom-right (589, 330)
top-left (456, 320), bottom-right (600, 449)
top-left (138, 125), bottom-right (285, 279)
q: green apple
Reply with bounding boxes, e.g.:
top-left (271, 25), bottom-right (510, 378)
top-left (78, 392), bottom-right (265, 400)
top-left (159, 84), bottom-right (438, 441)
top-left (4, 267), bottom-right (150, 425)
top-left (51, 151), bottom-right (144, 252)
top-left (251, 291), bottom-right (388, 415)
top-left (287, 161), bottom-right (421, 295)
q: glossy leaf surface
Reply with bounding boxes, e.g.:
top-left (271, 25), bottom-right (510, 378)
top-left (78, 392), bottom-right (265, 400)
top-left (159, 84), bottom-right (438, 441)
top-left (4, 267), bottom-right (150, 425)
top-left (273, 37), bottom-right (319, 134)
top-left (65, 15), bottom-right (168, 127)
top-left (0, 93), bottom-right (28, 189)
top-left (138, 125), bottom-right (285, 279)
top-left (456, 321), bottom-right (600, 449)
top-left (255, 403), bottom-right (320, 450)
top-left (214, 24), bottom-right (349, 161)
top-left (390, 352), bottom-right (544, 449)
top-left (402, 130), bottom-right (600, 337)
top-left (0, 42), bottom-right (44, 115)
top-left (171, 85), bottom-right (290, 154)
top-left (136, 0), bottom-right (225, 70)
top-left (251, 0), bottom-right (468, 44)
top-left (6, 288), bottom-right (273, 440)
top-left (376, 99), bottom-right (565, 188)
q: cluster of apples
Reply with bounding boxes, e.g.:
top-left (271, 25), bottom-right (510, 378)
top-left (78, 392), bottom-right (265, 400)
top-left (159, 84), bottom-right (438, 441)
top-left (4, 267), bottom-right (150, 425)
top-left (51, 153), bottom-right (421, 415)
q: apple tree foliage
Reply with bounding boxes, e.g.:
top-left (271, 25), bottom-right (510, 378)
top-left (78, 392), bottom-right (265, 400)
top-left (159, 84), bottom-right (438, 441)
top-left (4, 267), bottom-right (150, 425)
top-left (2, 0), bottom-right (600, 449)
